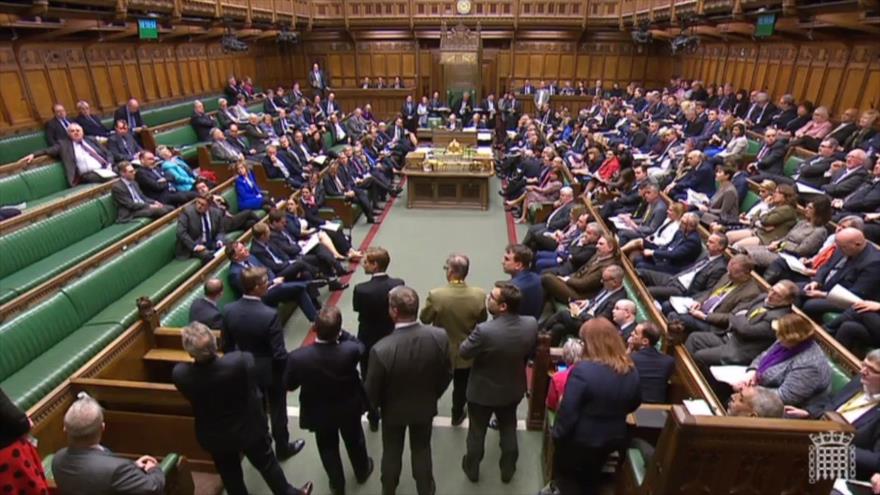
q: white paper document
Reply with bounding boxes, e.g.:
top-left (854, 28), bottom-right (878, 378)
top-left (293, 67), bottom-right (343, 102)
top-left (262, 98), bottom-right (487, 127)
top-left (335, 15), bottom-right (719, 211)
top-left (683, 399), bottom-right (715, 416)
top-left (477, 132), bottom-right (493, 141)
top-left (686, 189), bottom-right (710, 206)
top-left (828, 284), bottom-right (863, 307)
top-left (795, 182), bottom-right (823, 195)
top-left (311, 155), bottom-right (327, 166)
top-left (779, 253), bottom-right (812, 276)
top-left (94, 168), bottom-right (118, 179)
top-left (298, 236), bottom-right (320, 254)
top-left (669, 296), bottom-right (697, 314)
top-left (320, 222), bottom-right (341, 232)
top-left (710, 365), bottom-right (749, 386)
top-left (609, 215), bottom-right (632, 231)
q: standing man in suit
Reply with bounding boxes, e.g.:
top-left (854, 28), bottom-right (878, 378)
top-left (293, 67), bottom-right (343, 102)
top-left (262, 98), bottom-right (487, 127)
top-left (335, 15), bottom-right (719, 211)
top-left (75, 100), bottom-right (111, 138)
top-left (172, 322), bottom-right (313, 495)
top-left (114, 98), bottom-right (145, 135)
top-left (286, 307), bottom-right (375, 495)
top-left (502, 244), bottom-right (544, 320)
top-left (353, 247), bottom-right (405, 431)
top-left (52, 394), bottom-right (166, 495)
top-left (419, 254), bottom-right (488, 426)
top-left (112, 162), bottom-right (172, 223)
top-left (785, 349), bottom-right (880, 480)
top-left (402, 95), bottom-right (418, 133)
top-left (627, 322), bottom-right (675, 403)
top-left (639, 232), bottom-right (729, 302)
top-left (459, 282), bottom-right (537, 483)
top-left (534, 81), bottom-right (550, 110)
top-left (365, 286), bottom-right (452, 495)
top-left (175, 193), bottom-right (226, 262)
top-left (222, 267), bottom-right (306, 461)
top-left (309, 62), bottom-right (329, 97)
top-left (25, 123), bottom-right (114, 186)
top-left (46, 103), bottom-right (73, 146)
top-left (190, 100), bottom-right (218, 142)
top-left (189, 278), bottom-right (224, 329)
top-left (107, 120), bottom-right (142, 164)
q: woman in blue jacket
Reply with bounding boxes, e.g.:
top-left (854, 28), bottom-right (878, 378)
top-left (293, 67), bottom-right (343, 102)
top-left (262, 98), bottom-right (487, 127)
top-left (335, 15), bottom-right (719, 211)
top-left (234, 160), bottom-right (269, 211)
top-left (553, 317), bottom-right (642, 494)
top-left (157, 145), bottom-right (198, 191)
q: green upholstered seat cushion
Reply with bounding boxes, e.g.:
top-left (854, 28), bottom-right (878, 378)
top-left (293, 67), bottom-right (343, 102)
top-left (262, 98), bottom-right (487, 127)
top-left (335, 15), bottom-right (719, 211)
top-left (1, 322), bottom-right (124, 410)
top-left (627, 447), bottom-right (647, 486)
top-left (0, 162), bottom-right (96, 209)
top-left (156, 126), bottom-right (200, 148)
top-left (0, 220), bottom-right (145, 304)
top-left (746, 139), bottom-right (761, 156)
top-left (783, 156), bottom-right (803, 178)
top-left (142, 101), bottom-right (197, 128)
top-left (829, 360), bottom-right (850, 395)
top-left (0, 131), bottom-right (49, 164)
top-left (20, 163), bottom-right (68, 200)
top-left (0, 173), bottom-right (29, 206)
top-left (740, 190), bottom-right (760, 213)
top-left (823, 312), bottom-right (841, 326)
top-left (623, 279), bottom-right (649, 323)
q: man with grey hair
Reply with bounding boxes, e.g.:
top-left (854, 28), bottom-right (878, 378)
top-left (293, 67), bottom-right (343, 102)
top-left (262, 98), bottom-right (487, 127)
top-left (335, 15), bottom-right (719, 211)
top-left (172, 322), bottom-right (313, 495)
top-left (635, 212), bottom-right (703, 274)
top-left (745, 91), bottom-right (775, 130)
top-left (366, 286), bottom-right (452, 495)
top-left (420, 254), bottom-right (488, 426)
top-left (521, 186), bottom-right (576, 252)
top-left (541, 264), bottom-right (627, 346)
top-left (52, 393), bottom-right (166, 495)
top-left (728, 385), bottom-right (784, 418)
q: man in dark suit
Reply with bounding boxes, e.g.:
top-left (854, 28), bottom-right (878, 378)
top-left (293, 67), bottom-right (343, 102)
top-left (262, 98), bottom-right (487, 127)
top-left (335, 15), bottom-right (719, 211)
top-left (189, 278), bottom-right (224, 329)
top-left (521, 187), bottom-right (576, 252)
top-left (172, 322), bottom-right (313, 495)
top-left (114, 98), bottom-right (145, 134)
top-left (112, 162), bottom-right (173, 223)
top-left (136, 151), bottom-right (197, 206)
top-left (627, 322), bottom-right (675, 403)
top-left (685, 280), bottom-right (798, 368)
top-left (25, 123), bottom-right (114, 186)
top-left (286, 307), bottom-right (375, 495)
top-left (266, 210), bottom-right (350, 284)
top-left (308, 62), bottom-right (329, 96)
top-left (52, 394), bottom-right (166, 495)
top-left (402, 95), bottom-right (418, 133)
top-left (635, 213), bottom-right (703, 274)
top-left (74, 100), bottom-right (110, 138)
top-left (190, 100), bottom-right (218, 142)
top-left (352, 247), bottom-right (405, 430)
top-left (744, 92), bottom-right (776, 131)
top-left (222, 266), bottom-right (306, 460)
top-left (615, 183), bottom-right (669, 245)
top-left (825, 108), bottom-right (860, 147)
top-left (175, 194), bottom-right (226, 262)
top-left (822, 149), bottom-right (870, 200)
top-left (224, 76), bottom-right (243, 102)
top-left (225, 241), bottom-right (319, 321)
top-left (801, 228), bottom-right (880, 321)
top-left (107, 120), bottom-right (143, 164)
top-left (46, 103), bottom-right (73, 146)
top-left (502, 244), bottom-right (544, 320)
top-left (459, 282), bottom-right (537, 483)
top-left (789, 138), bottom-right (838, 187)
top-left (639, 232), bottom-right (728, 301)
top-left (833, 157), bottom-right (880, 220)
top-left (785, 349), bottom-right (880, 480)
top-left (748, 128), bottom-right (788, 180)
top-left (612, 299), bottom-right (639, 342)
top-left (541, 265), bottom-right (627, 345)
top-left (365, 285), bottom-right (452, 495)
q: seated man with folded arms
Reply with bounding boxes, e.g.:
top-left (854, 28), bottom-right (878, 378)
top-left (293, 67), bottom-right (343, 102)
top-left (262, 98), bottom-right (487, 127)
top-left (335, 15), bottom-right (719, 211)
top-left (53, 394), bottom-right (165, 495)
top-left (107, 120), bottom-right (143, 164)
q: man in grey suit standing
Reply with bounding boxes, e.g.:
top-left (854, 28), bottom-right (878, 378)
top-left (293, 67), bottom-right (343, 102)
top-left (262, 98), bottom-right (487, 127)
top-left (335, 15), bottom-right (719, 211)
top-left (365, 286), bottom-right (452, 495)
top-left (459, 282), bottom-right (537, 484)
top-left (52, 394), bottom-right (166, 495)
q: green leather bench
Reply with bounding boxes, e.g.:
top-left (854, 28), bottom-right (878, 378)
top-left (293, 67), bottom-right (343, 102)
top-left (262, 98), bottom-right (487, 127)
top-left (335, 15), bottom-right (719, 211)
top-left (155, 126), bottom-right (202, 162)
top-left (0, 226), bottom-right (202, 410)
top-left (0, 131), bottom-right (49, 164)
top-left (746, 139), bottom-right (761, 157)
top-left (0, 195), bottom-right (150, 304)
top-left (0, 162), bottom-right (102, 210)
top-left (783, 154), bottom-right (803, 178)
top-left (322, 131), bottom-right (348, 157)
top-left (43, 452), bottom-right (183, 483)
top-left (740, 190), bottom-right (760, 213)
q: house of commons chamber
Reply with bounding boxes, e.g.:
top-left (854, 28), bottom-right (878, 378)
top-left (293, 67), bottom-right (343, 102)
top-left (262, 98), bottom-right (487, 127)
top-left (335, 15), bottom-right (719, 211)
top-left (0, 0), bottom-right (879, 494)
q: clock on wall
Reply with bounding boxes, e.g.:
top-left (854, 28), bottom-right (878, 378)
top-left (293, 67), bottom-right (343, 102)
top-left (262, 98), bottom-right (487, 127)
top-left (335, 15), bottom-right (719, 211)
top-left (456, 0), bottom-right (472, 14)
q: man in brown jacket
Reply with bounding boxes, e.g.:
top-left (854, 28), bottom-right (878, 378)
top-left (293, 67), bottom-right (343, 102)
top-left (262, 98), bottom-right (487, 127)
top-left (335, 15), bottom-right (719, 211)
top-left (419, 253), bottom-right (488, 425)
top-left (665, 254), bottom-right (762, 334)
top-left (541, 233), bottom-right (620, 303)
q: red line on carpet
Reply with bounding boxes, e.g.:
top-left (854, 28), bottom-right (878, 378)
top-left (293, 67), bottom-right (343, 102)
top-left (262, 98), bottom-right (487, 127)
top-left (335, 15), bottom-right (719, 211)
top-left (299, 178), bottom-right (405, 347)
top-left (505, 209), bottom-right (519, 245)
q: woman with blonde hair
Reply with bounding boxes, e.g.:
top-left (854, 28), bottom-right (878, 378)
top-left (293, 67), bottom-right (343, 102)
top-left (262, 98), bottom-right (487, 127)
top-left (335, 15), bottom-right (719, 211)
top-left (552, 318), bottom-right (641, 495)
top-left (734, 313), bottom-right (831, 407)
top-left (546, 338), bottom-right (584, 412)
top-left (725, 183), bottom-right (798, 248)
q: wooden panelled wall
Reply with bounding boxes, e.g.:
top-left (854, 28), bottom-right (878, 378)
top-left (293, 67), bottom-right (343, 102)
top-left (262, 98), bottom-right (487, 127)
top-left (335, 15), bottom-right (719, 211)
top-left (256, 40), bottom-right (673, 100)
top-left (0, 42), bottom-right (264, 133)
top-left (677, 41), bottom-right (880, 115)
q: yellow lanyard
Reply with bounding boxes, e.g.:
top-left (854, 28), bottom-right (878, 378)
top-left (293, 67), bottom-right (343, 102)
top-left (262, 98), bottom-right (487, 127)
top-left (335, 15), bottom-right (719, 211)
top-left (748, 307), bottom-right (767, 320)
top-left (839, 392), bottom-right (879, 414)
top-left (711, 283), bottom-right (734, 297)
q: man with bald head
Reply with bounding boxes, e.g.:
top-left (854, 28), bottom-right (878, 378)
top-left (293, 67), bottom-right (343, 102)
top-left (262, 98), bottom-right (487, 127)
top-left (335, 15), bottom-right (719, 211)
top-left (46, 102), bottom-right (73, 146)
top-left (541, 265), bottom-right (627, 346)
top-left (420, 254), bottom-right (488, 426)
top-left (115, 97), bottom-right (145, 134)
top-left (822, 149), bottom-right (870, 200)
top-left (25, 122), bottom-right (114, 185)
top-left (189, 278), bottom-right (224, 329)
top-left (802, 227), bottom-right (880, 321)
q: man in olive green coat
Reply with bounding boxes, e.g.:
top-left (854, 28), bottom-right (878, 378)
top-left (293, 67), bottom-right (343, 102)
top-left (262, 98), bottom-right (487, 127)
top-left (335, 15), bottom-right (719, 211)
top-left (420, 253), bottom-right (488, 425)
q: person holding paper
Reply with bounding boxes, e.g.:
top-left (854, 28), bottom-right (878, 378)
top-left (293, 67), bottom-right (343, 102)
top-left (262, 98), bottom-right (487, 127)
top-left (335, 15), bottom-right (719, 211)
top-left (826, 300), bottom-right (880, 354)
top-left (733, 313), bottom-right (831, 408)
top-left (685, 280), bottom-right (799, 368)
top-left (24, 122), bottom-right (115, 186)
top-left (801, 228), bottom-right (880, 322)
top-left (540, 265), bottom-right (627, 346)
top-left (784, 348), bottom-right (880, 482)
top-left (742, 197), bottom-right (831, 268)
top-left (665, 149), bottom-right (716, 202)
top-left (764, 215), bottom-right (864, 284)
top-left (639, 232), bottom-right (729, 302)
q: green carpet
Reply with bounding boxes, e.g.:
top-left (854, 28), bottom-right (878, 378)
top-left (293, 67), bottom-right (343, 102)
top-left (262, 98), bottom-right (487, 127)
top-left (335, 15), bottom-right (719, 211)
top-left (235, 179), bottom-right (547, 494)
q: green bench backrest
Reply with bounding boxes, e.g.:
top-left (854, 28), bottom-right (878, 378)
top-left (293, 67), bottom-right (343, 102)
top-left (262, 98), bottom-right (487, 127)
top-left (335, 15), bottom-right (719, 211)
top-left (0, 292), bottom-right (80, 382)
top-left (0, 131), bottom-right (49, 164)
top-left (157, 126), bottom-right (200, 148)
top-left (783, 156), bottom-right (803, 178)
top-left (161, 265), bottom-right (234, 327)
top-left (746, 139), bottom-right (761, 156)
top-left (740, 190), bottom-right (760, 213)
top-left (623, 279), bottom-right (649, 323)
top-left (0, 162), bottom-right (67, 206)
top-left (828, 359), bottom-right (850, 395)
top-left (61, 226), bottom-right (177, 323)
top-left (0, 195), bottom-right (114, 278)
top-left (142, 101), bottom-right (197, 128)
